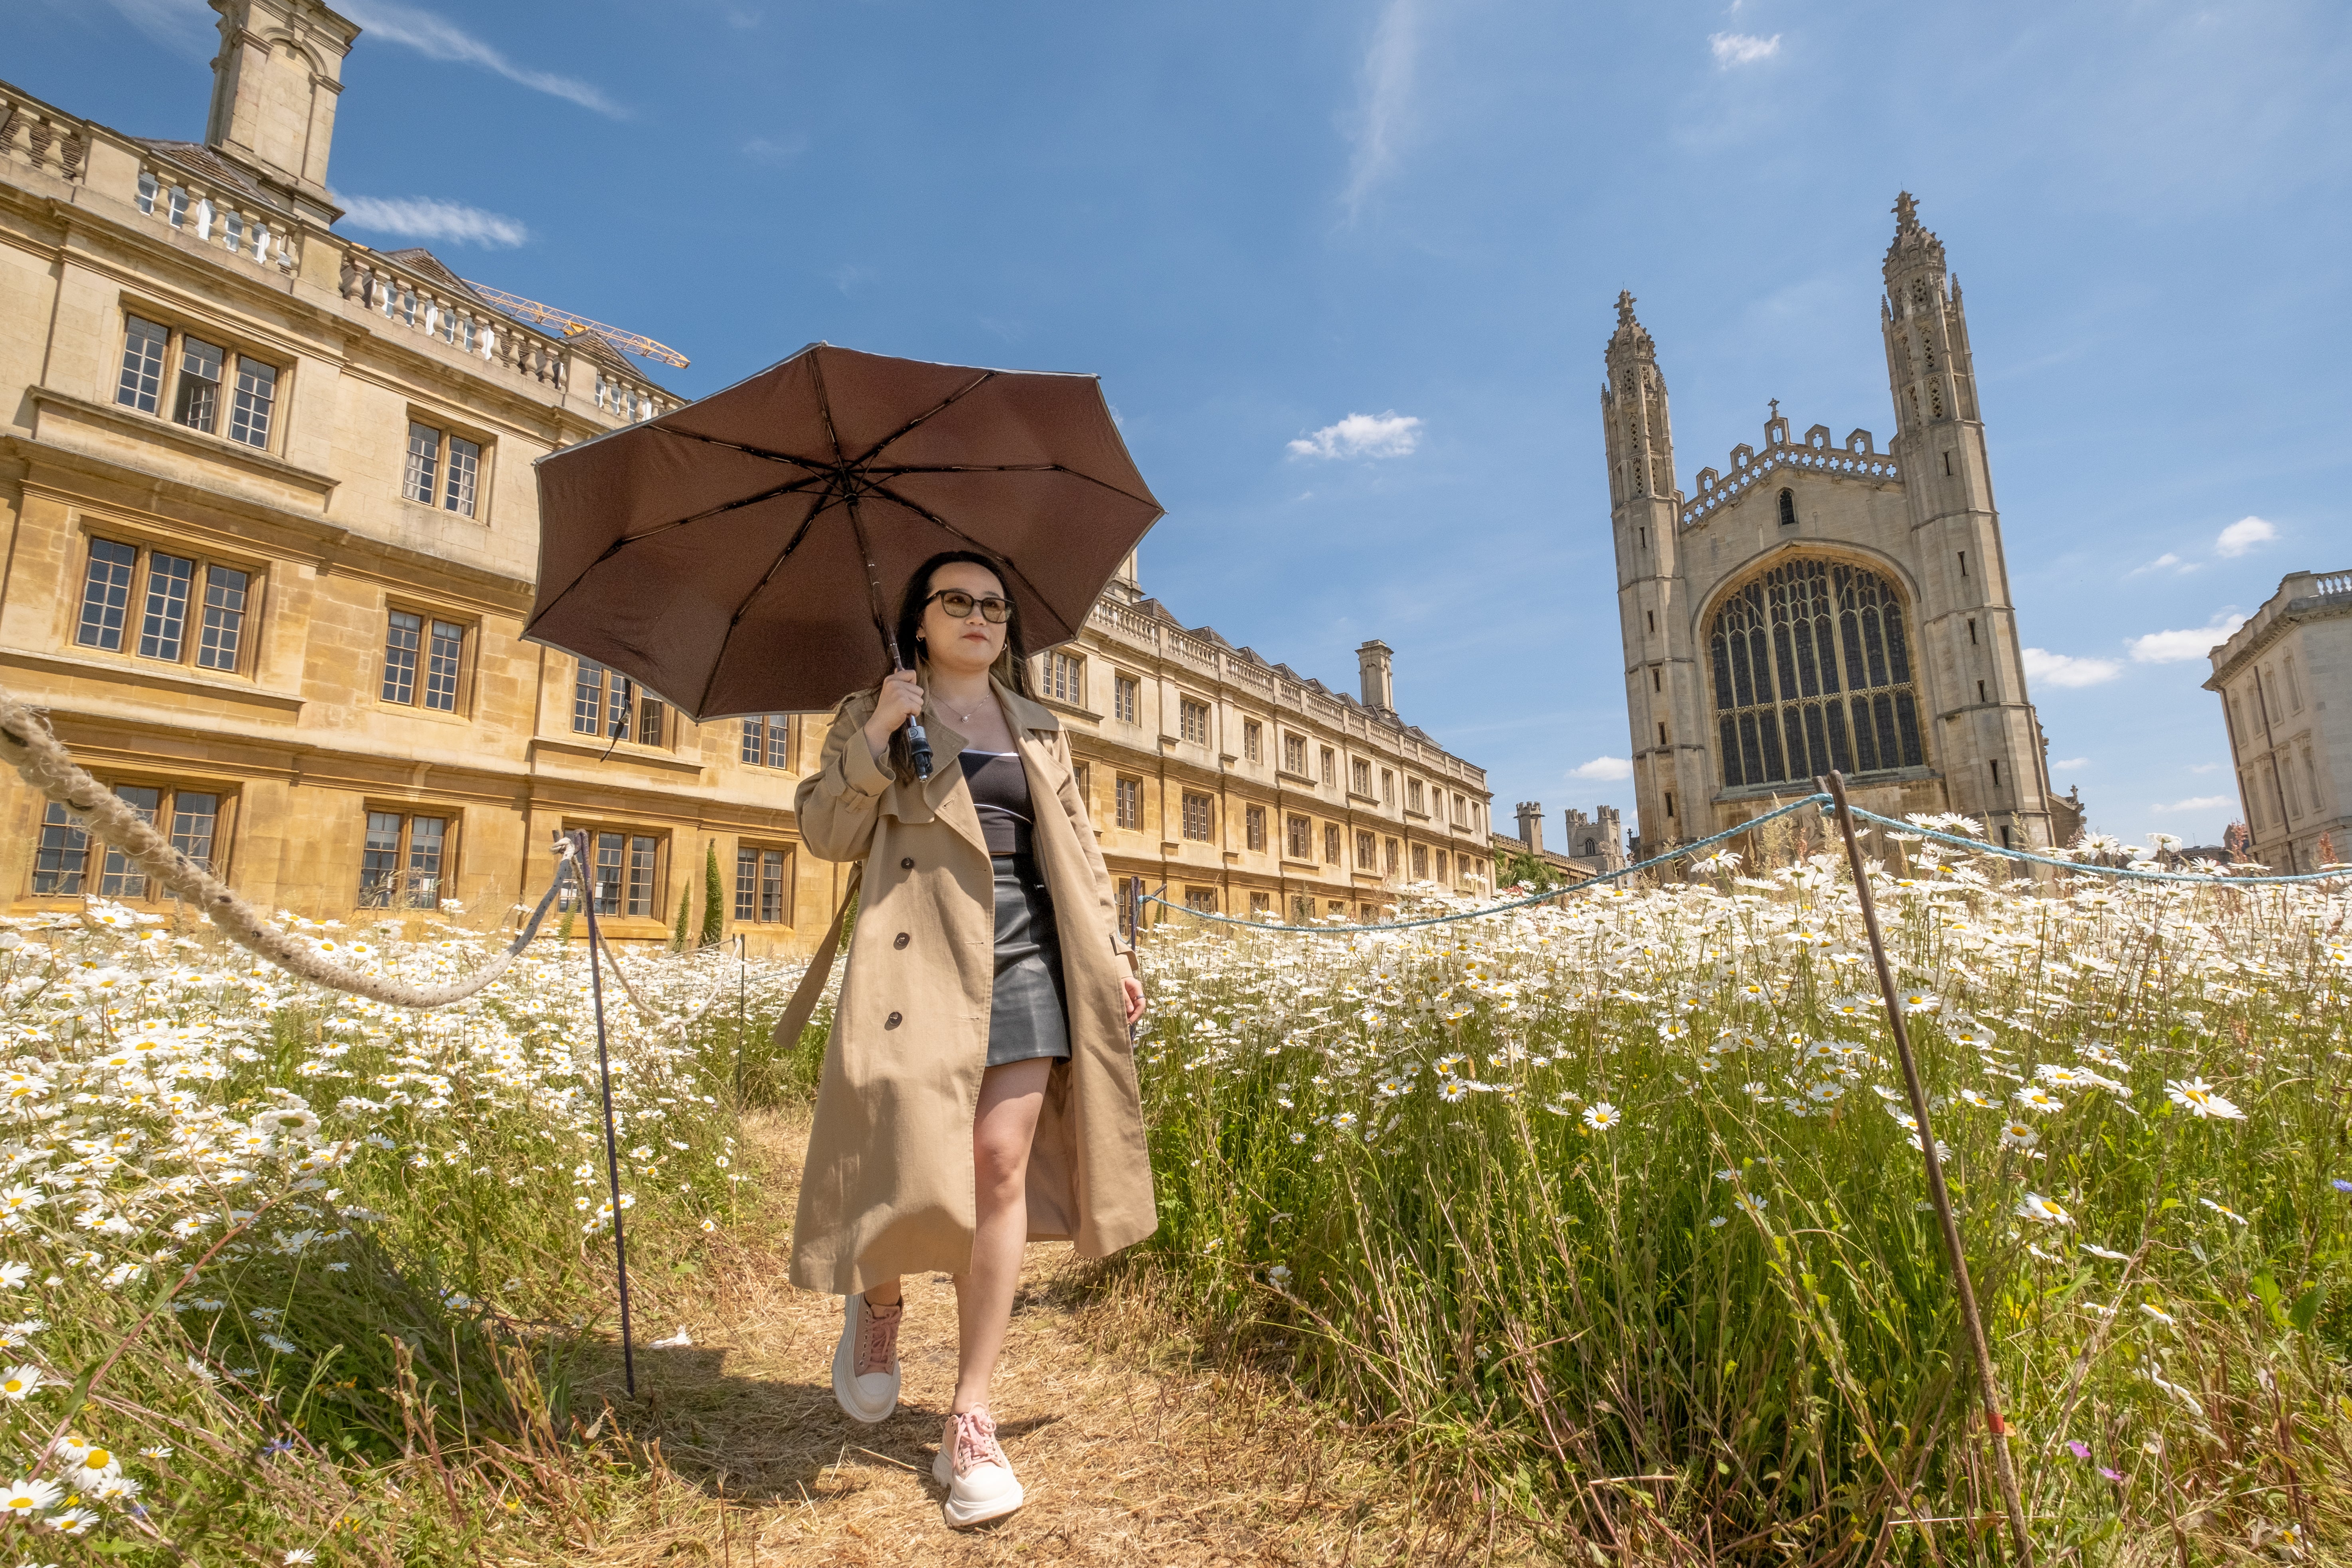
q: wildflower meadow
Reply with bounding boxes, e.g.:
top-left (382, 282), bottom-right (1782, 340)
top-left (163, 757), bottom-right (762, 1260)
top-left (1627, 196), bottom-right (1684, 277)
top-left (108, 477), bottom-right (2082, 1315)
top-left (1137, 819), bottom-right (2352, 1562)
top-left (1, 812), bottom-right (2347, 1563)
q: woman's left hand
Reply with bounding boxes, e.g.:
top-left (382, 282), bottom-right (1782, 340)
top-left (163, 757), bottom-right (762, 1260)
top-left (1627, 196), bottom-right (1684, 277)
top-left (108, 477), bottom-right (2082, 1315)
top-left (1121, 976), bottom-right (1145, 1028)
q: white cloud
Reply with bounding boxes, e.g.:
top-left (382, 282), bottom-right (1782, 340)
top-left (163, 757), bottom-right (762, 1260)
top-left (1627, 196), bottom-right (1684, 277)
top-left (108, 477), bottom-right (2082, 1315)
top-left (338, 0), bottom-right (627, 117)
top-left (2052, 757), bottom-right (2088, 771)
top-left (333, 194), bottom-right (528, 249)
top-left (2126, 552), bottom-right (2200, 577)
top-left (2214, 515), bottom-right (2277, 557)
top-left (2152, 795), bottom-right (2231, 815)
top-left (1287, 411), bottom-right (1424, 461)
top-left (2127, 613), bottom-right (2245, 664)
top-left (2187, 761), bottom-right (2222, 774)
top-left (1341, 0), bottom-right (1421, 219)
top-left (2021, 648), bottom-right (2123, 688)
top-left (742, 134), bottom-right (808, 165)
top-left (1709, 32), bottom-right (1783, 67)
top-left (1569, 755), bottom-right (1633, 781)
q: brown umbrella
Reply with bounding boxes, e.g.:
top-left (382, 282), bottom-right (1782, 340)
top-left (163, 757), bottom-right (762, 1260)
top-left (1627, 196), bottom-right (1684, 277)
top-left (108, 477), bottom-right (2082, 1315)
top-left (526, 342), bottom-right (1162, 765)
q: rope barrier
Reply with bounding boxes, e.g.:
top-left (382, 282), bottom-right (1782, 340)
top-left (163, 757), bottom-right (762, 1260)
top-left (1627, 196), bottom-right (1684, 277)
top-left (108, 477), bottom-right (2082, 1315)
top-left (0, 688), bottom-right (658, 1015)
top-left (1144, 787), bottom-right (2352, 937)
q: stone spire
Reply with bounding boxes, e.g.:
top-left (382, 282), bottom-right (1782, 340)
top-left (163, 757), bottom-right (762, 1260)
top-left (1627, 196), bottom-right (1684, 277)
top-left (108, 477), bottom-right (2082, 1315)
top-left (1880, 192), bottom-right (1976, 433)
top-left (1601, 293), bottom-right (1673, 501)
top-left (1607, 289), bottom-right (1655, 367)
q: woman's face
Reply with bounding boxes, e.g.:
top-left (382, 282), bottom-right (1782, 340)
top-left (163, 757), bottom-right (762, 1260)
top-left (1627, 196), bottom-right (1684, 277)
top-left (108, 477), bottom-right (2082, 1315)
top-left (917, 560), bottom-right (1009, 675)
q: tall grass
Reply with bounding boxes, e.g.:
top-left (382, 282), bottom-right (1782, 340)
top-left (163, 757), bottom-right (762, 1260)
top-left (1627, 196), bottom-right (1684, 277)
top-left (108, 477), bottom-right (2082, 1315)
top-left (0, 902), bottom-right (811, 1559)
top-left (1136, 836), bottom-right (2352, 1562)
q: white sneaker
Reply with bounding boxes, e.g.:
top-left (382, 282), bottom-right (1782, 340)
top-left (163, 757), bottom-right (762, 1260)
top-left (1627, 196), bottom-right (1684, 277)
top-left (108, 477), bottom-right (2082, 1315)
top-left (830, 1292), bottom-right (901, 1424)
top-left (933, 1407), bottom-right (1023, 1527)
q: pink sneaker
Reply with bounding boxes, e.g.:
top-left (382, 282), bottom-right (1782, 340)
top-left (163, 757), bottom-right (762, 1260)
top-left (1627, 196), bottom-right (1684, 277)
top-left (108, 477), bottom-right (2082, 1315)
top-left (830, 1293), bottom-right (901, 1423)
top-left (932, 1406), bottom-right (1023, 1527)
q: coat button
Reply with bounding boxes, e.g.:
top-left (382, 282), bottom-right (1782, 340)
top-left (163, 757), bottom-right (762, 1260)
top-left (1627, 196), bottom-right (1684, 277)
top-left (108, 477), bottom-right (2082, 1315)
top-left (893, 932), bottom-right (910, 949)
top-left (900, 856), bottom-right (915, 870)
top-left (885, 1011), bottom-right (903, 1029)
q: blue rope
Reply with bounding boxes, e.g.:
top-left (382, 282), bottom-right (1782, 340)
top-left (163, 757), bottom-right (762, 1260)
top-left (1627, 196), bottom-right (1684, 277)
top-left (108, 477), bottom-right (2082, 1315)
top-left (1843, 806), bottom-right (2350, 886)
top-left (1143, 791), bottom-right (1832, 935)
top-left (1143, 789), bottom-right (2350, 936)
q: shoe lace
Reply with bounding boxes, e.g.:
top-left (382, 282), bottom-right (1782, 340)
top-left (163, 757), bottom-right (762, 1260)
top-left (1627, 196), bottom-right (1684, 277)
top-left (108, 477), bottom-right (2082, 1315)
top-left (855, 1297), bottom-right (901, 1377)
top-left (950, 1408), bottom-right (1006, 1475)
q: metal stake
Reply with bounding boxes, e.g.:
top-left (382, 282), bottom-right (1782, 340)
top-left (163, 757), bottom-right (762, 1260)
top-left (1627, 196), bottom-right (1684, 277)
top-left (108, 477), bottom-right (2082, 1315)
top-left (571, 830), bottom-right (637, 1398)
top-left (1819, 772), bottom-right (2034, 1565)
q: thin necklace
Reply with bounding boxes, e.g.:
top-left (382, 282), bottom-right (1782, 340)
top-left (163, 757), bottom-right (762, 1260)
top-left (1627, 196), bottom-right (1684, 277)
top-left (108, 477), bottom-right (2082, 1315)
top-left (945, 691), bottom-right (990, 725)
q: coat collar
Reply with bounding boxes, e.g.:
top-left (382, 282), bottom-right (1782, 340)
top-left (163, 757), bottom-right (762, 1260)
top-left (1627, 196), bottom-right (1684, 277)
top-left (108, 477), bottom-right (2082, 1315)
top-left (905, 673), bottom-right (1058, 862)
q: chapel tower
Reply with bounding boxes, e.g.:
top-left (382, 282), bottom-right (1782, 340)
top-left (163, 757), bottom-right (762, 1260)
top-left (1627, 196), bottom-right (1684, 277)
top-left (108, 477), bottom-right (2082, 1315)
top-left (1603, 292), bottom-right (1707, 847)
top-left (1600, 196), bottom-right (2073, 856)
top-left (1880, 194), bottom-right (2055, 845)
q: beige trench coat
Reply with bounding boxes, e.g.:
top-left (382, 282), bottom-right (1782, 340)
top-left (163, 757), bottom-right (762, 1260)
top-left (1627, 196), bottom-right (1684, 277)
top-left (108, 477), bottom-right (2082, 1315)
top-left (787, 676), bottom-right (1156, 1294)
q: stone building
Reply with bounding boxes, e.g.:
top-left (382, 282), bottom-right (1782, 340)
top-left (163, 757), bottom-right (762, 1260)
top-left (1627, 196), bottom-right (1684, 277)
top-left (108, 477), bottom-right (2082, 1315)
top-left (2205, 569), bottom-right (2352, 872)
top-left (0, 0), bottom-right (1491, 949)
top-left (1604, 195), bottom-right (2082, 854)
top-left (1069, 572), bottom-right (1494, 927)
top-left (1502, 801), bottom-right (1624, 880)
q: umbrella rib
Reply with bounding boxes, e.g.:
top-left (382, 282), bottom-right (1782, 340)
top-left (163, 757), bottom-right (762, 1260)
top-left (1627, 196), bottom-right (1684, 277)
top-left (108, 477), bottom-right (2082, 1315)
top-left (526, 475), bottom-right (831, 634)
top-left (847, 370), bottom-right (996, 467)
top-left (691, 480), bottom-right (842, 719)
top-left (648, 426), bottom-right (830, 471)
top-left (865, 480), bottom-right (1067, 636)
top-left (864, 460), bottom-right (1162, 510)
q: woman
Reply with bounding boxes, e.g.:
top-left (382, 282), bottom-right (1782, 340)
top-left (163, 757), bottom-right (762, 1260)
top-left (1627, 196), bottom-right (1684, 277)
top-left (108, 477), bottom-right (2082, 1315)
top-left (789, 550), bottom-right (1154, 1529)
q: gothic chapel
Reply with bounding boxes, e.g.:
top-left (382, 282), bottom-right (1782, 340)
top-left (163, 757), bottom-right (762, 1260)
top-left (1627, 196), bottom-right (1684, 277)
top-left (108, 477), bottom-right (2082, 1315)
top-left (1605, 195), bottom-right (2080, 854)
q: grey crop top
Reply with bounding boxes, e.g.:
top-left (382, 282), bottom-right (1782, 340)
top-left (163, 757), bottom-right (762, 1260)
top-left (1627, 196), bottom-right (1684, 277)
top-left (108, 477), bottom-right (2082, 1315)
top-left (958, 749), bottom-right (1034, 855)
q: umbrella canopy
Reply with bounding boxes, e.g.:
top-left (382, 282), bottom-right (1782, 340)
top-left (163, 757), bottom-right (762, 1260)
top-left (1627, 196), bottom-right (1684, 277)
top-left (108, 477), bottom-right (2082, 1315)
top-left (526, 343), bottom-right (1162, 721)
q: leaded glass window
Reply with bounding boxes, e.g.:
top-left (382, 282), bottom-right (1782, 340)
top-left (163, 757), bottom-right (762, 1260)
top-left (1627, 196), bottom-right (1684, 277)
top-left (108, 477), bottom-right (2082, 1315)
top-left (1709, 558), bottom-right (1924, 789)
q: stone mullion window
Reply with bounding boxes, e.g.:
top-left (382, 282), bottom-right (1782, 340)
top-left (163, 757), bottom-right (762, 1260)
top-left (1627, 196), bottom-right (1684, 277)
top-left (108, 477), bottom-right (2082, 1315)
top-left (33, 783), bottom-right (225, 899)
top-left (1712, 558), bottom-right (1924, 790)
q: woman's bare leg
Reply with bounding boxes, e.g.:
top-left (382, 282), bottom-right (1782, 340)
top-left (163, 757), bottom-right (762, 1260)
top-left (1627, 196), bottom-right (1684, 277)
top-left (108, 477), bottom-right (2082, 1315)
top-left (952, 1056), bottom-right (1052, 1414)
top-left (865, 1276), bottom-right (902, 1308)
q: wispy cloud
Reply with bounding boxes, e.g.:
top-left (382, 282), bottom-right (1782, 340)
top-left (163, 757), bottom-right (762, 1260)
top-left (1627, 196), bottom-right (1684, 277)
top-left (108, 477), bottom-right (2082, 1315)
top-left (333, 193), bottom-right (528, 248)
top-left (1340, 0), bottom-right (1421, 219)
top-left (2214, 515), bottom-right (2277, 557)
top-left (77, 0), bottom-right (210, 53)
top-left (1288, 411), bottom-right (1423, 461)
top-left (2125, 551), bottom-right (2200, 577)
top-left (338, 0), bottom-right (627, 118)
top-left (1569, 755), bottom-right (1633, 781)
top-left (1709, 32), bottom-right (1783, 67)
top-left (2152, 795), bottom-right (2231, 815)
top-left (742, 134), bottom-right (808, 166)
top-left (2022, 647), bottom-right (2123, 688)
top-left (2127, 613), bottom-right (2244, 664)
top-left (2053, 757), bottom-right (2089, 770)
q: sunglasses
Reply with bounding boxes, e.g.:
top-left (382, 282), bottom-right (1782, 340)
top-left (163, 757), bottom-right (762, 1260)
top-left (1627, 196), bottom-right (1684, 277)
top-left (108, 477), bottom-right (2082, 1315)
top-left (925, 589), bottom-right (1013, 623)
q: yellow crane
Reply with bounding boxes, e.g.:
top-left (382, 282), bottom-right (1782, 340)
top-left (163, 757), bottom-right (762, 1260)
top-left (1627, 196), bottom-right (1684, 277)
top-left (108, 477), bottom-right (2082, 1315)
top-left (459, 280), bottom-right (690, 369)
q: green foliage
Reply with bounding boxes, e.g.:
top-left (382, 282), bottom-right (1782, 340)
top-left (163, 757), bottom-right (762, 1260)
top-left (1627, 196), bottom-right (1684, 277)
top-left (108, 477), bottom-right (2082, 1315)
top-left (1132, 854), bottom-right (2352, 1560)
top-left (670, 878), bottom-right (693, 954)
top-left (698, 842), bottom-right (725, 948)
top-left (1494, 848), bottom-right (1562, 892)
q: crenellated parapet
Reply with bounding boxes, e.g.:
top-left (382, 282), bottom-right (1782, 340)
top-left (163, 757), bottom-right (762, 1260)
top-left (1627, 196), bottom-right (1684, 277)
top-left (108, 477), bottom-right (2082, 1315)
top-left (1680, 418), bottom-right (1901, 527)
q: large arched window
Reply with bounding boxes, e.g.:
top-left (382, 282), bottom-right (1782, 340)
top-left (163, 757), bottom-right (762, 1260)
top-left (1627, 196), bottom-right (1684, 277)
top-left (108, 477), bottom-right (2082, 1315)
top-left (1710, 558), bottom-right (1924, 788)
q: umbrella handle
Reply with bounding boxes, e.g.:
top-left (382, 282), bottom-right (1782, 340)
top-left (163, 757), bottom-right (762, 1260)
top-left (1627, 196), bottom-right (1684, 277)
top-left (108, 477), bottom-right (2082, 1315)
top-left (905, 716), bottom-right (934, 781)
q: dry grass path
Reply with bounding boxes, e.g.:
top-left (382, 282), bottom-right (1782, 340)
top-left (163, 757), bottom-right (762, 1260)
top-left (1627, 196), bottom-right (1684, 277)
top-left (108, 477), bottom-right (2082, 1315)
top-left (553, 1110), bottom-right (1528, 1566)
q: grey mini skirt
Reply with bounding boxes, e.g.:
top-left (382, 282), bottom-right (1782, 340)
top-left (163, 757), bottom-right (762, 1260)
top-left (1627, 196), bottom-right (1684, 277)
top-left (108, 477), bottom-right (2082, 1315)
top-left (987, 852), bottom-right (1071, 1066)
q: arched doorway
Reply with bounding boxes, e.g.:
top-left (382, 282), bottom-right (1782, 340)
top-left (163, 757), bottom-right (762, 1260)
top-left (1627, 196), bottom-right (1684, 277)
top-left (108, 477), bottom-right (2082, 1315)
top-left (1709, 557), bottom-right (1925, 788)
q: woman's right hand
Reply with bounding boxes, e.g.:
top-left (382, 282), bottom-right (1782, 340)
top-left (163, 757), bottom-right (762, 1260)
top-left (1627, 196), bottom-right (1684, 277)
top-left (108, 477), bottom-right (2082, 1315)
top-left (863, 669), bottom-right (925, 761)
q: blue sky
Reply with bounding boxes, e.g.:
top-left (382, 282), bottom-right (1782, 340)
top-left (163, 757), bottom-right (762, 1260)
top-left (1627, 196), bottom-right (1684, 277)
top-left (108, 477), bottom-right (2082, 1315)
top-left (21, 0), bottom-right (2352, 849)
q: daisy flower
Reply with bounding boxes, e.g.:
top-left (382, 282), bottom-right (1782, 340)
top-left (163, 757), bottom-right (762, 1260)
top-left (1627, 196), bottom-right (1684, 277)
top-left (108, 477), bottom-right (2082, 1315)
top-left (2081, 1244), bottom-right (2129, 1261)
top-left (2016, 1192), bottom-right (2073, 1226)
top-left (2015, 1087), bottom-right (2065, 1113)
top-left (1438, 1080), bottom-right (1470, 1103)
top-left (2165, 1078), bottom-right (2244, 1120)
top-left (1999, 1121), bottom-right (2038, 1150)
top-left (1732, 1192), bottom-right (1769, 1217)
top-left (1959, 1088), bottom-right (1999, 1109)
top-left (0, 1364), bottom-right (39, 1400)
top-left (0, 1475), bottom-right (58, 1515)
top-left (1581, 1102), bottom-right (1622, 1132)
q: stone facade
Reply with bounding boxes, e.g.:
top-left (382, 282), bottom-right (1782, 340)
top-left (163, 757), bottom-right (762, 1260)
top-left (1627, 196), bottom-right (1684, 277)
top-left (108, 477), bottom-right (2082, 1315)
top-left (1604, 195), bottom-right (2081, 855)
top-left (0, 1), bottom-right (1492, 949)
top-left (2205, 570), bottom-right (2352, 872)
top-left (1067, 572), bottom-right (1494, 927)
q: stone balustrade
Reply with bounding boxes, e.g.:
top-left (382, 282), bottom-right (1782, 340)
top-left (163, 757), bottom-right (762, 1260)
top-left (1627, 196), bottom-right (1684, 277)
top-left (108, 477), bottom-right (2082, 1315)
top-left (134, 162), bottom-right (299, 275)
top-left (0, 88), bottom-right (90, 185)
top-left (1081, 597), bottom-right (1483, 785)
top-left (1680, 427), bottom-right (1902, 527)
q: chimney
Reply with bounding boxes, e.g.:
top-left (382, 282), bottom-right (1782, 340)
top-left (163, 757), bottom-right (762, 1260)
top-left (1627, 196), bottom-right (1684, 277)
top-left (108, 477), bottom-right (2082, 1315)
top-left (205, 0), bottom-right (361, 223)
top-left (1357, 639), bottom-right (1395, 716)
top-left (1515, 802), bottom-right (1544, 854)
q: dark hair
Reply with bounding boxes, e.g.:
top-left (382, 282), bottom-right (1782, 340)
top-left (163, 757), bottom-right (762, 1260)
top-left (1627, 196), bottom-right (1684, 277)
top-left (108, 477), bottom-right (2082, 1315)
top-left (883, 550), bottom-right (1034, 784)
